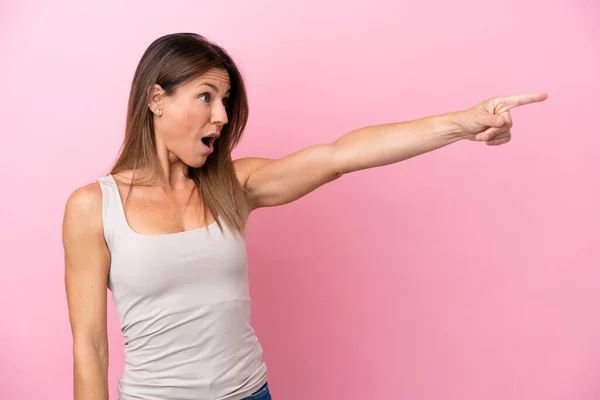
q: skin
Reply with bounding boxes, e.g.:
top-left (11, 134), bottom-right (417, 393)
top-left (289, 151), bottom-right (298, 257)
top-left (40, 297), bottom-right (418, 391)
top-left (63, 67), bottom-right (547, 399)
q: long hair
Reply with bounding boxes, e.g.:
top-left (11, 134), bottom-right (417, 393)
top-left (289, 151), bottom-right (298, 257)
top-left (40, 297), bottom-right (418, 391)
top-left (110, 33), bottom-right (250, 234)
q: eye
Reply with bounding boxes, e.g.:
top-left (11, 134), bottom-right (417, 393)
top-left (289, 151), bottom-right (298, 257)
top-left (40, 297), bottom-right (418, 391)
top-left (198, 93), bottom-right (211, 102)
top-left (222, 97), bottom-right (230, 108)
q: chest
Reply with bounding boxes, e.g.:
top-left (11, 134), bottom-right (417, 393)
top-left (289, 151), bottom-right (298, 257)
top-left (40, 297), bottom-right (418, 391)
top-left (108, 227), bottom-right (250, 300)
top-left (117, 183), bottom-right (215, 235)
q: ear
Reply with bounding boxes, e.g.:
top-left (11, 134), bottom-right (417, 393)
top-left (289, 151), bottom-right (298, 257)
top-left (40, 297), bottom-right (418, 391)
top-left (147, 84), bottom-right (166, 116)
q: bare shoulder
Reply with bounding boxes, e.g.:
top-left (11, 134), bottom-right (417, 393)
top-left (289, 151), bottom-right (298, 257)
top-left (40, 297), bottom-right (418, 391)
top-left (62, 182), bottom-right (107, 249)
top-left (63, 182), bottom-right (103, 230)
top-left (232, 157), bottom-right (273, 188)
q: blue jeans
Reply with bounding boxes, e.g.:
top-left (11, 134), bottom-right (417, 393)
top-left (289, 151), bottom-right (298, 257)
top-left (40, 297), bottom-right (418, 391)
top-left (242, 382), bottom-right (271, 400)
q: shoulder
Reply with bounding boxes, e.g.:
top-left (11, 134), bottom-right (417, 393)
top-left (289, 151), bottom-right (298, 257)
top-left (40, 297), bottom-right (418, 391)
top-left (63, 181), bottom-right (104, 235)
top-left (65, 181), bottom-right (103, 216)
top-left (233, 157), bottom-right (273, 188)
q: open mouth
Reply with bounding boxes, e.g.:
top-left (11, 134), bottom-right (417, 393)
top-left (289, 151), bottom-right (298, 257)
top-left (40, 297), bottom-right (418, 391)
top-left (201, 135), bottom-right (218, 151)
top-left (201, 136), bottom-right (215, 147)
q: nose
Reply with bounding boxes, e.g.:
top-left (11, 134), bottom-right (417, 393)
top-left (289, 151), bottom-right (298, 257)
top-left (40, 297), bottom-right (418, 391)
top-left (210, 102), bottom-right (228, 127)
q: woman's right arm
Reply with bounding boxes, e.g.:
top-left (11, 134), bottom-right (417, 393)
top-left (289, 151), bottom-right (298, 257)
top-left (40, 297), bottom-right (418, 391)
top-left (63, 183), bottom-right (111, 400)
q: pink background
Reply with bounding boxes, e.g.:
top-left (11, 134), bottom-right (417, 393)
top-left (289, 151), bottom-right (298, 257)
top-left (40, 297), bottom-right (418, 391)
top-left (1, 0), bottom-right (599, 399)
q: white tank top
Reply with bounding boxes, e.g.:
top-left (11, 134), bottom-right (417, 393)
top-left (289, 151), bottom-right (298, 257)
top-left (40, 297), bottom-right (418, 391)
top-left (97, 175), bottom-right (268, 400)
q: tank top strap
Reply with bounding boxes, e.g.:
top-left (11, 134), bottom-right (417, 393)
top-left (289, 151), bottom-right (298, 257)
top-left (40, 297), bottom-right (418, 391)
top-left (97, 174), bottom-right (129, 250)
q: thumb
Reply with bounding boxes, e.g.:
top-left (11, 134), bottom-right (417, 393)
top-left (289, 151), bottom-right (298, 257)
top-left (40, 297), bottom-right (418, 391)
top-left (477, 113), bottom-right (505, 128)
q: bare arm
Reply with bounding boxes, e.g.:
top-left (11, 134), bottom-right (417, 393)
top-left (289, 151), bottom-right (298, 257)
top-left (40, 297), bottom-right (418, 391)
top-left (235, 92), bottom-right (547, 210)
top-left (235, 113), bottom-right (461, 209)
top-left (63, 183), bottom-right (111, 400)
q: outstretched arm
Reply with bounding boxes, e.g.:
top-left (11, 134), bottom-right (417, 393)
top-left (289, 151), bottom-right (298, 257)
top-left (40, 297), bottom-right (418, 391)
top-left (235, 92), bottom-right (548, 210)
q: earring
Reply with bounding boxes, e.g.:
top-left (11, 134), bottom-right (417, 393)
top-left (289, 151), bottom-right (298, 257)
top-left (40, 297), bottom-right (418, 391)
top-left (148, 103), bottom-right (161, 116)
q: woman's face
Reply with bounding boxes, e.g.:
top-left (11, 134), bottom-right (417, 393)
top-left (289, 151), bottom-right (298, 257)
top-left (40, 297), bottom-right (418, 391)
top-left (151, 68), bottom-right (231, 168)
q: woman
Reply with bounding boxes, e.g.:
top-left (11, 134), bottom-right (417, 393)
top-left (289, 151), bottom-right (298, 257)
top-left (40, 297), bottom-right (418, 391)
top-left (62, 32), bottom-right (547, 400)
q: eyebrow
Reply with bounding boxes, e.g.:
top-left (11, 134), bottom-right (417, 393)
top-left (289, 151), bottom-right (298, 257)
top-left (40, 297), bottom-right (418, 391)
top-left (197, 82), bottom-right (231, 95)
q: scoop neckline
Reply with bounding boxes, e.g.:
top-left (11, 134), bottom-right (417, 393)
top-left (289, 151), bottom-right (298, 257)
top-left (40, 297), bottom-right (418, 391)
top-left (107, 174), bottom-right (220, 238)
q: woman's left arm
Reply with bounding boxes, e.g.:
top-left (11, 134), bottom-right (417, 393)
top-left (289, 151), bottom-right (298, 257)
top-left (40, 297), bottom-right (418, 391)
top-left (236, 92), bottom-right (547, 210)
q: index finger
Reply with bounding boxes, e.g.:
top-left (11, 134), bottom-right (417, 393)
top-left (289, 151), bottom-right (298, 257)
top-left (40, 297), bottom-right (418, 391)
top-left (495, 92), bottom-right (548, 112)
